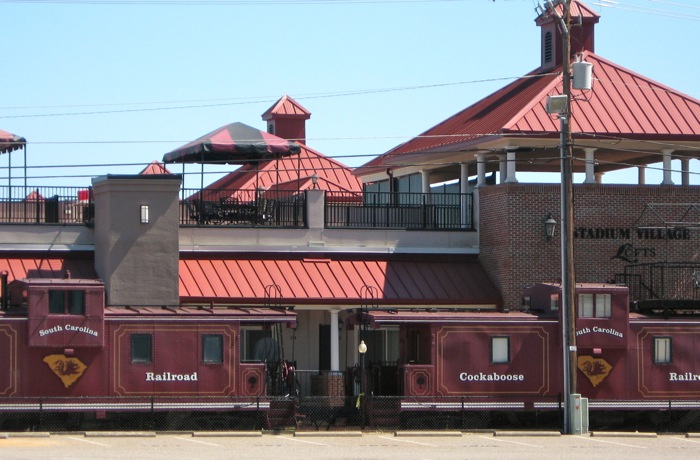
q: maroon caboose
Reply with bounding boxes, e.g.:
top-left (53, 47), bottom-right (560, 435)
top-left (0, 277), bottom-right (295, 423)
top-left (524, 282), bottom-right (700, 412)
top-left (360, 309), bottom-right (563, 414)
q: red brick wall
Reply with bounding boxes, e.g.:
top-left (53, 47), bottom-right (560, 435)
top-left (478, 184), bottom-right (700, 309)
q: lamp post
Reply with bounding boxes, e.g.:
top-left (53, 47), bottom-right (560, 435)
top-left (358, 340), bottom-right (367, 429)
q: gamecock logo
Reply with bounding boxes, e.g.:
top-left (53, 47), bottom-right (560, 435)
top-left (577, 356), bottom-right (613, 388)
top-left (42, 354), bottom-right (88, 388)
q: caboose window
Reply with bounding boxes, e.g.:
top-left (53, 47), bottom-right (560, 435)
top-left (654, 337), bottom-right (672, 364)
top-left (491, 337), bottom-right (510, 364)
top-left (203, 334), bottom-right (223, 364)
top-left (48, 290), bottom-right (85, 315)
top-left (578, 293), bottom-right (611, 318)
top-left (131, 333), bottom-right (153, 364)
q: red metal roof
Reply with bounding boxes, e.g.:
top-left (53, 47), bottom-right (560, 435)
top-left (202, 144), bottom-right (362, 193)
top-left (139, 161), bottom-right (172, 175)
top-left (364, 309), bottom-right (540, 326)
top-left (178, 254), bottom-right (501, 308)
top-left (262, 95), bottom-right (311, 120)
top-left (357, 6), bottom-right (700, 177)
top-left (0, 255), bottom-right (96, 282)
top-left (104, 306), bottom-right (296, 325)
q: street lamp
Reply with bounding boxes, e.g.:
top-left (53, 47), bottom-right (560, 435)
top-left (358, 340), bottom-right (367, 429)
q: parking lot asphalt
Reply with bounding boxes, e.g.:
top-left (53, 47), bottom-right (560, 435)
top-left (1, 431), bottom-right (700, 460)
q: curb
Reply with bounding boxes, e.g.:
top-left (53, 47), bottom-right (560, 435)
top-left (294, 431), bottom-right (362, 437)
top-left (84, 431), bottom-right (157, 437)
top-left (193, 431), bottom-right (262, 437)
top-left (590, 432), bottom-right (657, 438)
top-left (394, 431), bottom-right (462, 437)
top-left (494, 431), bottom-right (561, 437)
top-left (2, 432), bottom-right (51, 438)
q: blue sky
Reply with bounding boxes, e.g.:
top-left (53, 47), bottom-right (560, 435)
top-left (2, 0), bottom-right (699, 189)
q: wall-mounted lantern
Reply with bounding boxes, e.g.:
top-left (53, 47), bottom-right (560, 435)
top-left (544, 213), bottom-right (557, 240)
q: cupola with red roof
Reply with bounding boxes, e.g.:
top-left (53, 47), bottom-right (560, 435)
top-left (262, 95), bottom-right (311, 145)
top-left (536, 0), bottom-right (600, 70)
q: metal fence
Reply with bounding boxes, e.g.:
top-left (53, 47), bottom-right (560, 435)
top-left (325, 191), bottom-right (473, 230)
top-left (3, 396), bottom-right (700, 433)
top-left (615, 262), bottom-right (700, 311)
top-left (0, 186), bottom-right (93, 225)
top-left (178, 188), bottom-right (306, 228)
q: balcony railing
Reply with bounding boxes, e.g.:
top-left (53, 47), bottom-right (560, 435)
top-left (178, 188), bottom-right (307, 228)
top-left (324, 191), bottom-right (473, 230)
top-left (0, 186), bottom-right (472, 231)
top-left (0, 186), bottom-right (94, 225)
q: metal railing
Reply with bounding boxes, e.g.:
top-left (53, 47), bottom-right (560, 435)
top-left (615, 262), bottom-right (700, 311)
top-left (0, 185), bottom-right (93, 225)
top-left (179, 188), bottom-right (307, 228)
top-left (325, 191), bottom-right (473, 230)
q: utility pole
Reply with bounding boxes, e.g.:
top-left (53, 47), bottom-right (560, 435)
top-left (559, 0), bottom-right (578, 435)
top-left (544, 0), bottom-right (577, 435)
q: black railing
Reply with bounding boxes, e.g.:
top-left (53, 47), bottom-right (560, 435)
top-left (325, 191), bottom-right (473, 230)
top-left (615, 262), bottom-right (700, 312)
top-left (179, 188), bottom-right (307, 228)
top-left (0, 185), bottom-right (94, 225)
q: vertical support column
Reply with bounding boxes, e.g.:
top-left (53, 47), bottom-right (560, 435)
top-left (460, 163), bottom-right (469, 229)
top-left (476, 153), bottom-right (486, 187)
top-left (330, 308), bottom-right (340, 372)
top-left (583, 148), bottom-right (596, 184)
top-left (662, 149), bottom-right (674, 185)
top-left (504, 150), bottom-right (518, 183)
top-left (638, 165), bottom-right (646, 185)
top-left (421, 170), bottom-right (430, 193)
top-left (499, 154), bottom-right (507, 184)
top-left (681, 158), bottom-right (690, 186)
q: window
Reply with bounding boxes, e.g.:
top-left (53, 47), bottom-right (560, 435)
top-left (491, 337), bottom-right (510, 364)
top-left (578, 293), bottom-right (611, 318)
top-left (361, 328), bottom-right (399, 363)
top-left (48, 290), bottom-right (85, 315)
top-left (550, 293), bottom-right (559, 311)
top-left (595, 294), bottom-right (612, 318)
top-left (654, 337), bottom-right (672, 364)
top-left (131, 333), bottom-right (153, 364)
top-left (242, 328), bottom-right (274, 362)
top-left (203, 334), bottom-right (224, 364)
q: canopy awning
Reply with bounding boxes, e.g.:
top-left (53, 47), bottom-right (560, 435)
top-left (163, 122), bottom-right (301, 165)
top-left (0, 129), bottom-right (25, 155)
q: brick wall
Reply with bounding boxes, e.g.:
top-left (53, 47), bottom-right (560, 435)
top-left (478, 184), bottom-right (700, 309)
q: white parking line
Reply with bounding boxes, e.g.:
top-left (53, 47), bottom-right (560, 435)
top-left (670, 436), bottom-right (700, 444)
top-left (174, 436), bottom-right (222, 447)
top-left (478, 435), bottom-right (543, 448)
top-left (65, 436), bottom-right (111, 447)
top-left (378, 435), bottom-right (437, 447)
top-left (580, 436), bottom-right (647, 449)
top-left (282, 436), bottom-right (328, 446)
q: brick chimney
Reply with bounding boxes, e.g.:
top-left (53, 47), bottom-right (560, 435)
top-left (262, 95), bottom-right (311, 145)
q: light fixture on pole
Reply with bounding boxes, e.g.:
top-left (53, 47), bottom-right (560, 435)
top-left (358, 340), bottom-right (367, 429)
top-left (544, 213), bottom-right (557, 240)
top-left (311, 173), bottom-right (319, 189)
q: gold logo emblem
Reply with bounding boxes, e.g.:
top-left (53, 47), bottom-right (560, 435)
top-left (577, 356), bottom-right (613, 388)
top-left (42, 354), bottom-right (87, 388)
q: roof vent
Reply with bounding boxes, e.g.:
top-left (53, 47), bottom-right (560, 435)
top-left (543, 31), bottom-right (553, 64)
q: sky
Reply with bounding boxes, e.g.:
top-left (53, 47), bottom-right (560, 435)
top-left (2, 0), bottom-right (700, 190)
